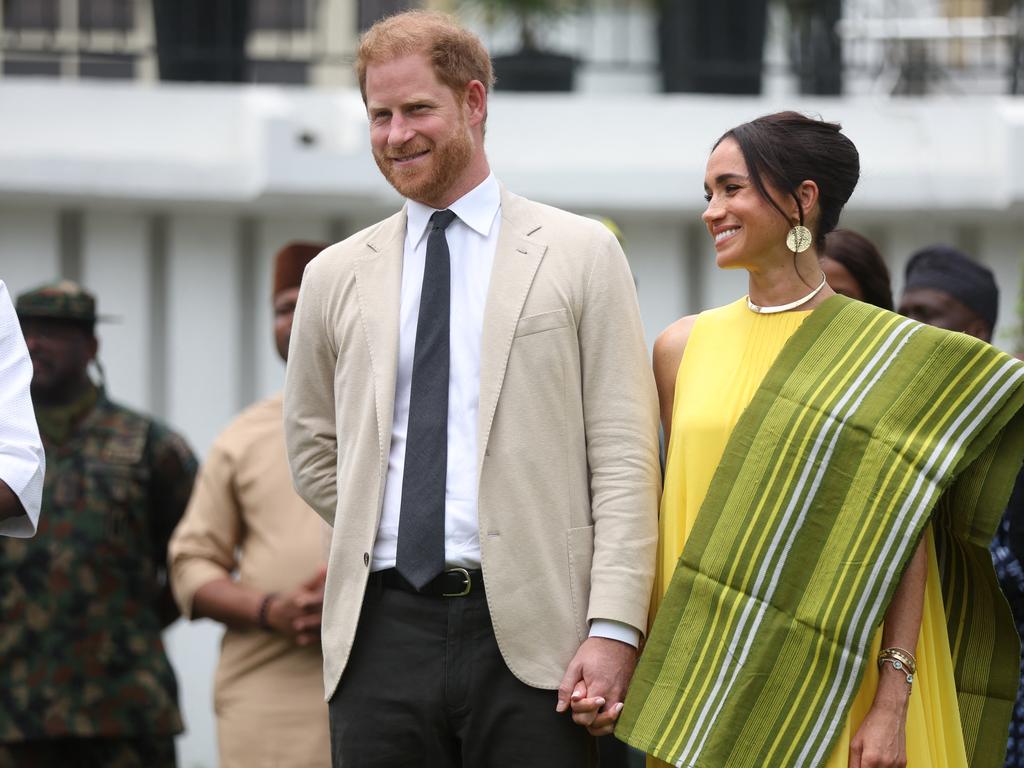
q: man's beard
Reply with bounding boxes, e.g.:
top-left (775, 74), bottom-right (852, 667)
top-left (374, 122), bottom-right (474, 206)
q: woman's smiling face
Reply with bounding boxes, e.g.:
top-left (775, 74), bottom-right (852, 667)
top-left (702, 137), bottom-right (794, 271)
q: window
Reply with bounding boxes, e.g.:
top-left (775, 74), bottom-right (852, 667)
top-left (2, 57), bottom-right (61, 76)
top-left (3, 0), bottom-right (59, 30)
top-left (252, 0), bottom-right (309, 31)
top-left (250, 59), bottom-right (309, 84)
top-left (78, 0), bottom-right (134, 31)
top-left (79, 53), bottom-right (134, 79)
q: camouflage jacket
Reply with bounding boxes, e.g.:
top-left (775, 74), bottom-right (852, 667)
top-left (0, 387), bottom-right (197, 741)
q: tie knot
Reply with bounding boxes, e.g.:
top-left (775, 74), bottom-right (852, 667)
top-left (430, 209), bottom-right (457, 232)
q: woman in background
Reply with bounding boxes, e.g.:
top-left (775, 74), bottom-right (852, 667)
top-left (820, 228), bottom-right (893, 310)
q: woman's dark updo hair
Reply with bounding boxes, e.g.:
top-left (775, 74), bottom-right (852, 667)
top-left (821, 229), bottom-right (893, 310)
top-left (715, 111), bottom-right (860, 248)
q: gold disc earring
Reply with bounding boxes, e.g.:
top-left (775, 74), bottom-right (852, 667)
top-left (786, 225), bottom-right (813, 253)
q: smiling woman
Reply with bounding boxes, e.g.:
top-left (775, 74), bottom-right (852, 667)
top-left (616, 112), bottom-right (1024, 768)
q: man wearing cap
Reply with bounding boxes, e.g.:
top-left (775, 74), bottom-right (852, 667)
top-left (169, 242), bottom-right (331, 768)
top-left (897, 244), bottom-right (998, 341)
top-left (898, 245), bottom-right (1024, 767)
top-left (0, 280), bottom-right (197, 768)
top-left (0, 280), bottom-right (44, 537)
top-left (285, 11), bottom-right (659, 767)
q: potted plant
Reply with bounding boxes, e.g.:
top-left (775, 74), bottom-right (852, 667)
top-left (784, 0), bottom-right (842, 95)
top-left (470, 0), bottom-right (579, 91)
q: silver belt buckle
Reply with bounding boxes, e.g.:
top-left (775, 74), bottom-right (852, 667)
top-left (442, 567), bottom-right (472, 597)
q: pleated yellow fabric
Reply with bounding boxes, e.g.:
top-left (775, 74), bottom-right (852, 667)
top-left (647, 298), bottom-right (967, 768)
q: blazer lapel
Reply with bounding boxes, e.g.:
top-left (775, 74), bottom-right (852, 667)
top-left (478, 190), bottom-right (547, 475)
top-left (355, 210), bottom-right (406, 476)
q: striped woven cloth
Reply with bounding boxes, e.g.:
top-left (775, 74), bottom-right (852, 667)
top-left (617, 296), bottom-right (1024, 768)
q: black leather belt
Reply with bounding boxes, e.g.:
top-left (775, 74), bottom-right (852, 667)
top-left (372, 567), bottom-right (484, 598)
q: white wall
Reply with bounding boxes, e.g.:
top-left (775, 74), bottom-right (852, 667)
top-left (2, 81), bottom-right (1024, 768)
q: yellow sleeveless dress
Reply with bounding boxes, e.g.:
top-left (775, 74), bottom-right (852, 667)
top-left (647, 299), bottom-right (967, 768)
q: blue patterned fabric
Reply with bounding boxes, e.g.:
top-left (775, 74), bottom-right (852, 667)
top-left (993, 512), bottom-right (1024, 767)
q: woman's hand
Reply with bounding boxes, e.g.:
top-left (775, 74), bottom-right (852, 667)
top-left (849, 674), bottom-right (909, 768)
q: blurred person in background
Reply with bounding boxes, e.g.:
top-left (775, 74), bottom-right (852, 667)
top-left (168, 241), bottom-right (331, 768)
top-left (897, 245), bottom-right (1024, 768)
top-left (898, 244), bottom-right (998, 340)
top-left (820, 228), bottom-right (894, 310)
top-left (0, 280), bottom-right (197, 768)
top-left (0, 279), bottom-right (44, 537)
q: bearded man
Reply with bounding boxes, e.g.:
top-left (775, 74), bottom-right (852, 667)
top-left (283, 10), bottom-right (660, 768)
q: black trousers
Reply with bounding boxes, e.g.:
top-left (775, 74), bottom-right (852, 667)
top-left (329, 578), bottom-right (596, 768)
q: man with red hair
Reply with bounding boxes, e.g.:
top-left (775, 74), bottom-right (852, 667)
top-left (285, 10), bottom-right (659, 767)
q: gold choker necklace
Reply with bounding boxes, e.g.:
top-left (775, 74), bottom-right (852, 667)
top-left (746, 273), bottom-right (828, 315)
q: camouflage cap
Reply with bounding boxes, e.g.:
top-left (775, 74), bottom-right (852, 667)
top-left (15, 280), bottom-right (100, 326)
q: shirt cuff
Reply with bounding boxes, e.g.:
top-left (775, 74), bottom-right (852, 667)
top-left (589, 618), bottom-right (640, 648)
top-left (0, 459), bottom-right (43, 539)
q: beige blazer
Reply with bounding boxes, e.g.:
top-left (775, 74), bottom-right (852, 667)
top-left (284, 187), bottom-right (660, 697)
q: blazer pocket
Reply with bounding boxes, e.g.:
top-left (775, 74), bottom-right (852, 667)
top-left (514, 308), bottom-right (569, 338)
top-left (567, 524), bottom-right (595, 643)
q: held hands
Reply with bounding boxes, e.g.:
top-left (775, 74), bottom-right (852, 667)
top-left (848, 671), bottom-right (910, 768)
top-left (556, 636), bottom-right (638, 736)
top-left (264, 565), bottom-right (328, 647)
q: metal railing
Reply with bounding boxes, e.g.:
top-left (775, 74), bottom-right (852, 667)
top-left (0, 0), bottom-right (1021, 94)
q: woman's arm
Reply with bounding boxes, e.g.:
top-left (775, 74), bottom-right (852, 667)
top-left (849, 537), bottom-right (927, 768)
top-left (653, 315), bottom-right (697, 447)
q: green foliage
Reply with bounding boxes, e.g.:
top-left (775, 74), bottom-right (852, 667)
top-left (466, 0), bottom-right (578, 50)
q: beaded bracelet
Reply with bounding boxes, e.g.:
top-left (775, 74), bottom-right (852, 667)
top-left (257, 593), bottom-right (278, 631)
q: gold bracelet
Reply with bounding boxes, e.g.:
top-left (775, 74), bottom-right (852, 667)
top-left (878, 656), bottom-right (914, 688)
top-left (878, 646), bottom-right (917, 676)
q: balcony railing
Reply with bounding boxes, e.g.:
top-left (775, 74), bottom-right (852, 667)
top-left (0, 0), bottom-right (1020, 95)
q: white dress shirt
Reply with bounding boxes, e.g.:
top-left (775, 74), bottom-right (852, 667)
top-left (373, 174), bottom-right (500, 572)
top-left (372, 175), bottom-right (639, 647)
top-left (0, 280), bottom-right (44, 537)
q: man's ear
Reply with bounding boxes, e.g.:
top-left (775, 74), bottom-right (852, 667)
top-left (464, 80), bottom-right (487, 128)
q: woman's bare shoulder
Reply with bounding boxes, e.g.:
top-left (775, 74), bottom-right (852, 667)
top-left (655, 315), bottom-right (698, 363)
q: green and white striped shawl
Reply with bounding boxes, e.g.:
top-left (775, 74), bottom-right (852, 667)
top-left (617, 296), bottom-right (1024, 768)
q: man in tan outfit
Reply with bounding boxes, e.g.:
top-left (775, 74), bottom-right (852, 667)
top-left (284, 11), bottom-right (659, 767)
top-left (170, 242), bottom-right (331, 768)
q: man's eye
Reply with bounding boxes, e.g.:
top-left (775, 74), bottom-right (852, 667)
top-left (703, 193), bottom-right (712, 203)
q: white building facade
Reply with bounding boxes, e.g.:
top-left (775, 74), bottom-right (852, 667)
top-left (2, 4), bottom-right (1024, 767)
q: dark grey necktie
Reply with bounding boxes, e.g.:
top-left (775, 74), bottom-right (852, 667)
top-left (396, 209), bottom-right (457, 589)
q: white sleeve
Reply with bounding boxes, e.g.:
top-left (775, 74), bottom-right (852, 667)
top-left (0, 280), bottom-right (45, 537)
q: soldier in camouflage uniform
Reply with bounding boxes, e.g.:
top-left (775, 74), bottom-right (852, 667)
top-left (0, 281), bottom-right (198, 768)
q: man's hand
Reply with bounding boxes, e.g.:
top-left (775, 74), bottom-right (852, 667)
top-left (555, 636), bottom-right (637, 736)
top-left (265, 565), bottom-right (328, 646)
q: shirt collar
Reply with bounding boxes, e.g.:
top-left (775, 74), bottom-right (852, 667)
top-left (406, 174), bottom-right (501, 249)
